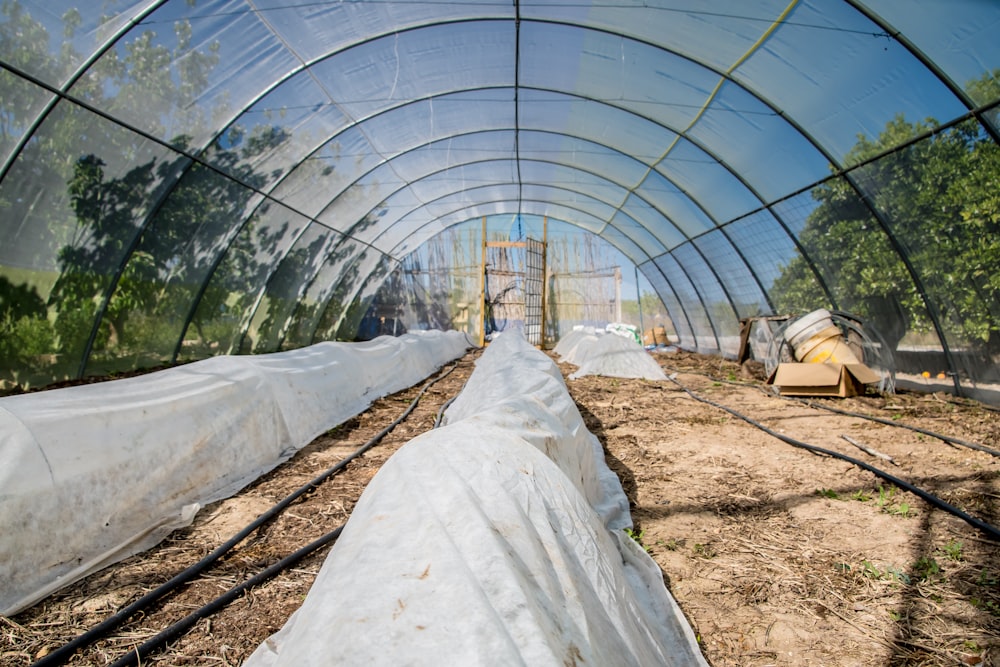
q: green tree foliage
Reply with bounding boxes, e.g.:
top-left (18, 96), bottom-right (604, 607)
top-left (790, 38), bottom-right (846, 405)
top-left (772, 71), bottom-right (1000, 355)
top-left (0, 1), bottom-right (301, 385)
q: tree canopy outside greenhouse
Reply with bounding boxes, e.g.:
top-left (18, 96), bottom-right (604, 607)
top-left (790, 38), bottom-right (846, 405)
top-left (0, 0), bottom-right (998, 402)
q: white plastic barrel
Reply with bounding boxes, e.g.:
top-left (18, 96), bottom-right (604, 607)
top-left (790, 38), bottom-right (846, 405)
top-left (784, 309), bottom-right (861, 365)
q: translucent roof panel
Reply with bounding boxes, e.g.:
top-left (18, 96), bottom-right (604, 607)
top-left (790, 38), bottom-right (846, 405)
top-left (74, 1), bottom-right (302, 150)
top-left (654, 252), bottom-right (718, 354)
top-left (203, 74), bottom-right (353, 192)
top-left (518, 89), bottom-right (676, 166)
top-left (361, 90), bottom-right (516, 157)
top-left (692, 230), bottom-right (770, 319)
top-left (735, 0), bottom-right (969, 164)
top-left (520, 184), bottom-right (620, 226)
top-left (656, 138), bottom-right (763, 224)
top-left (518, 131), bottom-right (648, 186)
top-left (270, 125), bottom-right (385, 218)
top-left (253, 0), bottom-right (511, 64)
top-left (617, 197), bottom-right (686, 251)
top-left (686, 81), bottom-right (831, 201)
top-left (863, 0), bottom-right (1000, 106)
top-left (520, 21), bottom-right (718, 131)
top-left (415, 184), bottom-right (522, 223)
top-left (606, 208), bottom-right (667, 259)
top-left (2, 0), bottom-right (158, 88)
top-left (308, 21), bottom-right (514, 121)
top-left (523, 1), bottom-right (794, 74)
top-left (636, 169), bottom-right (717, 237)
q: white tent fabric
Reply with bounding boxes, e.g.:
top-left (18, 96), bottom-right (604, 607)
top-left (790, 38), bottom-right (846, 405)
top-left (554, 328), bottom-right (667, 381)
top-left (0, 330), bottom-right (471, 616)
top-left (246, 333), bottom-right (706, 666)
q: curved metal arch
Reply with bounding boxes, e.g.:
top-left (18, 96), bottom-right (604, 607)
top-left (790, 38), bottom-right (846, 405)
top-left (383, 189), bottom-right (655, 263)
top-left (0, 0), bottom-right (170, 186)
top-left (843, 0), bottom-right (1000, 145)
top-left (162, 7), bottom-right (844, 341)
top-left (174, 34), bottom-right (832, 353)
top-left (118, 5), bottom-right (882, 251)
top-left (283, 163), bottom-right (676, 346)
top-left (9, 5), bottom-right (956, 366)
top-left (320, 157), bottom-right (677, 266)
top-left (319, 181), bottom-right (714, 347)
top-left (318, 156), bottom-right (657, 245)
top-left (276, 188), bottom-right (612, 350)
top-left (278, 125), bottom-right (760, 346)
top-left (312, 202), bottom-right (689, 346)
top-left (309, 187), bottom-right (656, 346)
top-left (223, 11), bottom-right (828, 222)
top-left (133, 4), bottom-right (1000, 361)
top-left (276, 80), bottom-right (832, 309)
top-left (307, 146), bottom-right (749, 337)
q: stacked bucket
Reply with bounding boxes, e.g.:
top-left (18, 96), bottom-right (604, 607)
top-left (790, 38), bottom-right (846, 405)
top-left (783, 309), bottom-right (860, 365)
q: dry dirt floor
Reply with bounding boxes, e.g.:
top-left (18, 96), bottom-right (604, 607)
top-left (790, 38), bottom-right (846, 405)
top-left (2, 348), bottom-right (999, 667)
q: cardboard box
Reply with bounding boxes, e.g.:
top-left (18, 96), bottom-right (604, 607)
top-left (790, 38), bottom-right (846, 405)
top-left (643, 326), bottom-right (669, 347)
top-left (766, 362), bottom-right (881, 398)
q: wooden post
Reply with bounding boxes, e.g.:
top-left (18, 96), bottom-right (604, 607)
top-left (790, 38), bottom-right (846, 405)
top-left (478, 215), bottom-right (487, 347)
top-left (541, 216), bottom-right (548, 348)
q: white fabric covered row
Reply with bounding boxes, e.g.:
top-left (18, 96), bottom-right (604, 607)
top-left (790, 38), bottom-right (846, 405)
top-left (0, 330), bottom-right (471, 616)
top-left (555, 328), bottom-right (667, 381)
top-left (246, 333), bottom-right (706, 666)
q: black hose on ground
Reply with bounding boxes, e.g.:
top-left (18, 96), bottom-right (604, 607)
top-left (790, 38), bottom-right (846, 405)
top-left (108, 526), bottom-right (344, 667)
top-left (796, 398), bottom-right (1000, 458)
top-left (663, 364), bottom-right (1000, 458)
top-left (32, 361), bottom-right (459, 667)
top-left (664, 374), bottom-right (1000, 542)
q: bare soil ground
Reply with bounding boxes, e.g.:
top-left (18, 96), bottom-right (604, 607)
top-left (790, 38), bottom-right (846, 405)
top-left (3, 348), bottom-right (999, 666)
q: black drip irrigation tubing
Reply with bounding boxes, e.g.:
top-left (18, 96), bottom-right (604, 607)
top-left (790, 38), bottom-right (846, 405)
top-left (794, 398), bottom-right (1000, 458)
top-left (33, 361), bottom-right (459, 667)
top-left (665, 365), bottom-right (1000, 459)
top-left (109, 526), bottom-right (344, 667)
top-left (664, 374), bottom-right (1000, 542)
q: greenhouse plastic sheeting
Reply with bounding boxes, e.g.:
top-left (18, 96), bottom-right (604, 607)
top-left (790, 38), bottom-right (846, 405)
top-left (0, 330), bottom-right (471, 616)
top-left (245, 333), bottom-right (706, 666)
top-left (554, 328), bottom-right (667, 381)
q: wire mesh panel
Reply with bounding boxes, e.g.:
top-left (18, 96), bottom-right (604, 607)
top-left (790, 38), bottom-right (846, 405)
top-left (484, 244), bottom-right (525, 341)
top-left (524, 238), bottom-right (545, 346)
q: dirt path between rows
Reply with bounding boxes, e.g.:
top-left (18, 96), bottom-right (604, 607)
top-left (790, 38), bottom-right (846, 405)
top-left (575, 350), bottom-right (1000, 667)
top-left (3, 348), bottom-right (999, 666)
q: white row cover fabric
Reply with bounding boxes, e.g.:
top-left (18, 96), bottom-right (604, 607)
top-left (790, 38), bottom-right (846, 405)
top-left (246, 332), bottom-right (705, 666)
top-left (0, 330), bottom-right (471, 616)
top-left (555, 328), bottom-right (668, 381)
